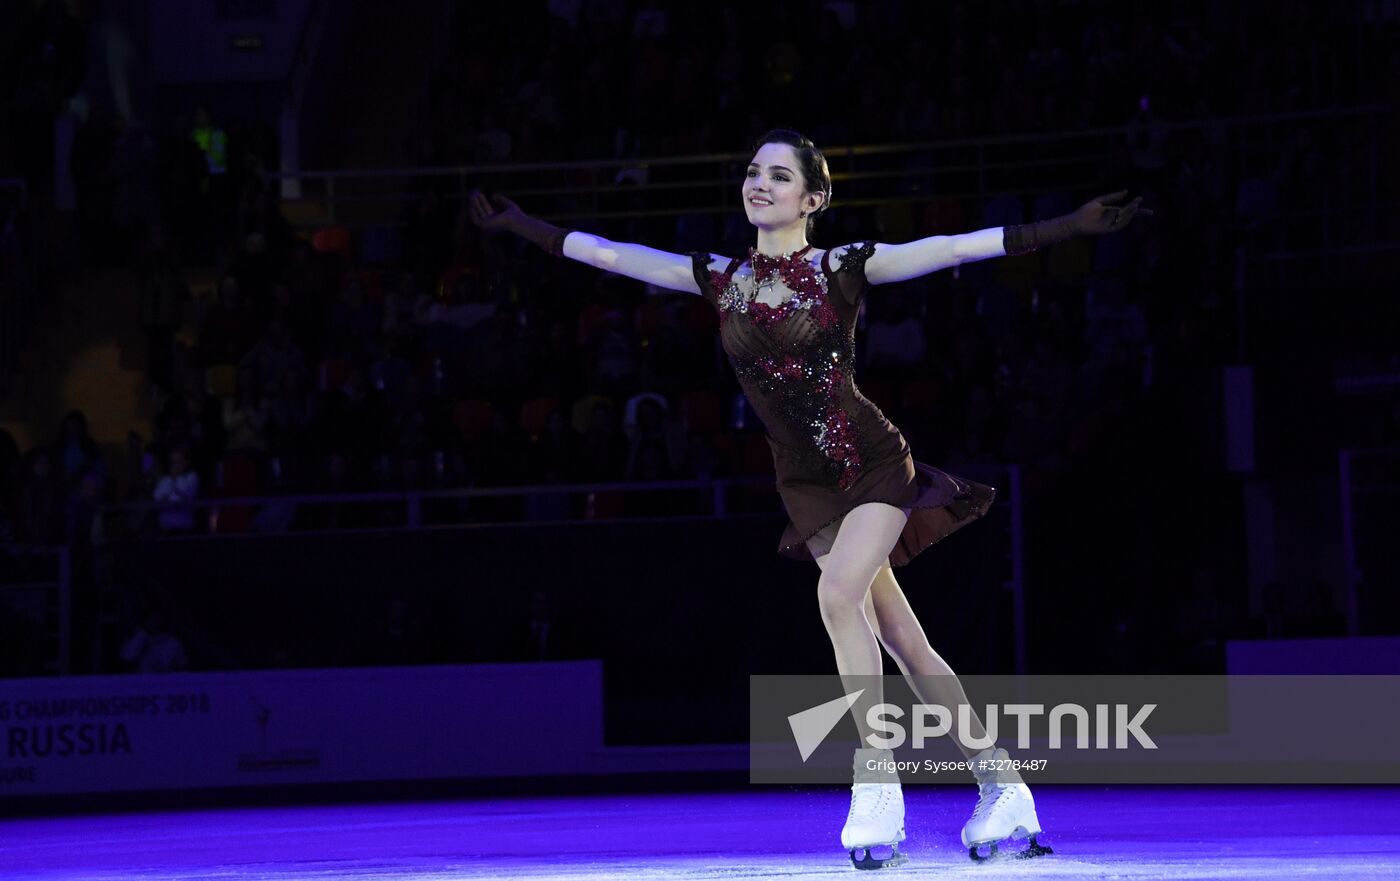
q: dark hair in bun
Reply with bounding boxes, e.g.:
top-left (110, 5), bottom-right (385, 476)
top-left (753, 129), bottom-right (832, 236)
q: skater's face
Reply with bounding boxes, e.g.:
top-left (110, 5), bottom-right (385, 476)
top-left (743, 143), bottom-right (823, 231)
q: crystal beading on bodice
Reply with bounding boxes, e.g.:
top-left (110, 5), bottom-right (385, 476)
top-left (707, 247), bottom-right (865, 489)
top-left (689, 241), bottom-right (995, 566)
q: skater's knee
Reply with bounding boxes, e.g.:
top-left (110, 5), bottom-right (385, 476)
top-left (875, 622), bottom-right (924, 663)
top-left (817, 569), bottom-right (871, 621)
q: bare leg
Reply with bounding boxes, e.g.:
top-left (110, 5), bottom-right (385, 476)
top-left (865, 563), bottom-right (991, 759)
top-left (807, 503), bottom-right (909, 746)
top-left (863, 564), bottom-right (1048, 860)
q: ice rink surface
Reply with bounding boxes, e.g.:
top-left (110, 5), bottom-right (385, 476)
top-left (4, 785), bottom-right (1399, 880)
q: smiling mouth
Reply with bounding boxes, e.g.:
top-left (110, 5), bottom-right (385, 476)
top-left (749, 198), bottom-right (773, 206)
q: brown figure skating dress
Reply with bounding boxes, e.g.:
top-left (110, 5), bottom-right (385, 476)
top-left (689, 241), bottom-right (996, 566)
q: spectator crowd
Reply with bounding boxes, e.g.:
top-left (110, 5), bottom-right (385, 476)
top-left (3, 0), bottom-right (1397, 675)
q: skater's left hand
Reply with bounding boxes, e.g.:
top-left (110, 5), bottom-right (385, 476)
top-left (468, 189), bottom-right (526, 234)
top-left (1069, 190), bottom-right (1154, 236)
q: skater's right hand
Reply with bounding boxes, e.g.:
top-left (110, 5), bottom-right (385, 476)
top-left (469, 190), bottom-right (524, 233)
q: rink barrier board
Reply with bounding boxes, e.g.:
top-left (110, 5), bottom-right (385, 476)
top-left (0, 662), bottom-right (608, 797)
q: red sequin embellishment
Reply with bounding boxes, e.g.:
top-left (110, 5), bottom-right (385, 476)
top-left (706, 247), bottom-right (866, 491)
top-left (712, 246), bottom-right (831, 324)
top-left (817, 408), bottom-right (862, 490)
top-left (810, 300), bottom-right (839, 330)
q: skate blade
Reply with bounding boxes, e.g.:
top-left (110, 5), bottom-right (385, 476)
top-left (849, 843), bottom-right (909, 870)
top-left (968, 834), bottom-right (1053, 863)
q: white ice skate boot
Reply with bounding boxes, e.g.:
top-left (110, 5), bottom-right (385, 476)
top-left (841, 747), bottom-right (908, 870)
top-left (960, 746), bottom-right (1053, 862)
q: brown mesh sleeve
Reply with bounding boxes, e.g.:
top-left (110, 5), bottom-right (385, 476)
top-left (825, 241), bottom-right (878, 306)
top-left (688, 252), bottom-right (719, 307)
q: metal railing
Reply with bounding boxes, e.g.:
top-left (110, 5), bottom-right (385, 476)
top-left (98, 476), bottom-right (791, 537)
top-left (269, 104), bottom-right (1396, 228)
top-left (97, 468), bottom-right (1030, 669)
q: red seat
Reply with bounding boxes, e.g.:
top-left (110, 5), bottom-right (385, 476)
top-left (575, 303), bottom-right (606, 345)
top-left (211, 453), bottom-right (260, 533)
top-left (739, 433), bottom-right (775, 476)
top-left (635, 300), bottom-right (665, 337)
top-left (519, 397), bottom-right (560, 439)
top-left (679, 297), bottom-right (718, 334)
top-left (921, 197), bottom-right (967, 236)
top-left (859, 379), bottom-right (894, 411)
top-left (736, 433), bottom-right (775, 501)
top-left (583, 490), bottom-right (625, 519)
top-left (680, 390), bottom-right (723, 435)
top-left (452, 398), bottom-right (496, 442)
top-left (312, 225), bottom-right (353, 262)
top-left (901, 376), bottom-right (943, 412)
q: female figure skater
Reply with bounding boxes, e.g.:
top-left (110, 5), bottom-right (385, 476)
top-left (470, 129), bottom-right (1148, 867)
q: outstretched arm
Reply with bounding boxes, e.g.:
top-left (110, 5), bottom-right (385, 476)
top-left (469, 191), bottom-right (709, 295)
top-left (563, 231), bottom-right (711, 294)
top-left (862, 227), bottom-right (1005, 285)
top-left (863, 191), bottom-right (1151, 286)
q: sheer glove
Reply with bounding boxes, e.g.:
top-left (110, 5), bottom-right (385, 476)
top-left (1004, 190), bottom-right (1153, 255)
top-left (469, 190), bottom-right (572, 257)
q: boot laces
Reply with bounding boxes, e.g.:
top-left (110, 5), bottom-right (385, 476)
top-left (972, 780), bottom-right (1010, 820)
top-left (848, 782), bottom-right (886, 819)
